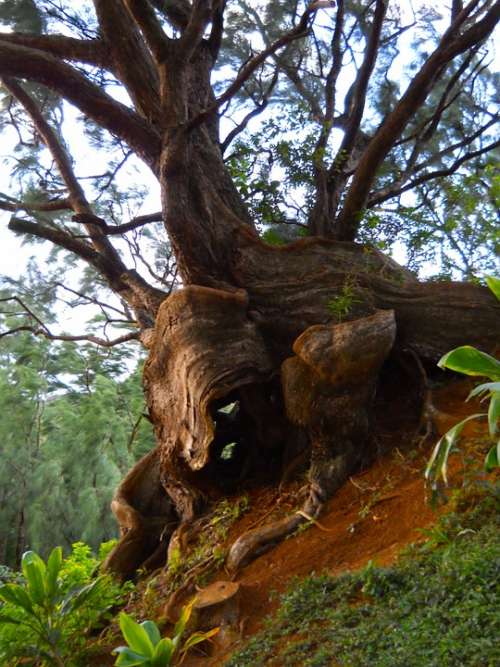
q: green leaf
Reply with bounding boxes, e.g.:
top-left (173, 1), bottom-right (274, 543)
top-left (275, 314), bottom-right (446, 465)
top-left (425, 414), bottom-right (483, 484)
top-left (21, 551), bottom-right (46, 606)
top-left (113, 646), bottom-right (150, 666)
top-left (45, 546), bottom-right (62, 599)
top-left (141, 620), bottom-right (161, 646)
top-left (487, 391), bottom-right (500, 436)
top-left (119, 612), bottom-right (155, 658)
top-left (438, 346), bottom-right (500, 381)
top-left (151, 637), bottom-right (174, 666)
top-left (0, 583), bottom-right (34, 614)
top-left (484, 442), bottom-right (500, 472)
top-left (485, 275), bottom-right (500, 301)
top-left (467, 381), bottom-right (500, 400)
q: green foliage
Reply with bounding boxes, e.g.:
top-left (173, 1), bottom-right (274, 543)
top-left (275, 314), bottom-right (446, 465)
top-left (228, 493), bottom-right (500, 666)
top-left (0, 544), bottom-right (131, 666)
top-left (425, 277), bottom-right (500, 487)
top-left (114, 602), bottom-right (219, 666)
top-left (327, 281), bottom-right (361, 322)
top-left (0, 310), bottom-right (154, 565)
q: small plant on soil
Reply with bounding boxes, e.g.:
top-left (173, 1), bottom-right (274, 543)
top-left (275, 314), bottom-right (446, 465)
top-left (114, 599), bottom-right (218, 666)
top-left (425, 275), bottom-right (500, 490)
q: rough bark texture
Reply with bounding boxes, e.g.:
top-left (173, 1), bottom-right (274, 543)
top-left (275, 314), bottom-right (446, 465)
top-left (106, 231), bottom-right (499, 577)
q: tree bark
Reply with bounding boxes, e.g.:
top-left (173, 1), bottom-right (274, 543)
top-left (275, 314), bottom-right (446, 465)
top-left (106, 215), bottom-right (499, 576)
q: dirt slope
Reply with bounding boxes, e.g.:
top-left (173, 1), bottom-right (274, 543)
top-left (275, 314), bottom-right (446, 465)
top-left (181, 379), bottom-right (487, 665)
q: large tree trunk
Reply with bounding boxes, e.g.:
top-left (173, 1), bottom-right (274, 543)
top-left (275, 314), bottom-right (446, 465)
top-left (105, 219), bottom-right (499, 577)
top-left (104, 42), bottom-right (500, 581)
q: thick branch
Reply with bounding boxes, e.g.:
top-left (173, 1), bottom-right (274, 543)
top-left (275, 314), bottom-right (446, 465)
top-left (122, 0), bottom-right (170, 62)
top-left (0, 33), bottom-right (106, 66)
top-left (92, 0), bottom-right (161, 121)
top-left (186, 1), bottom-right (334, 131)
top-left (3, 77), bottom-right (129, 274)
top-left (0, 195), bottom-right (71, 213)
top-left (335, 0), bottom-right (500, 240)
top-left (7, 216), bottom-right (118, 279)
top-left (330, 0), bottom-right (386, 171)
top-left (0, 41), bottom-right (161, 168)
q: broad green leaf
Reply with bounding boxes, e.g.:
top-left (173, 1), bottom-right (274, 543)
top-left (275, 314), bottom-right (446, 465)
top-left (21, 552), bottom-right (46, 606)
top-left (141, 620), bottom-right (161, 646)
top-left (181, 627), bottom-right (220, 654)
top-left (468, 381), bottom-right (500, 400)
top-left (425, 414), bottom-right (483, 484)
top-left (487, 391), bottom-right (500, 436)
top-left (484, 442), bottom-right (500, 472)
top-left (151, 637), bottom-right (174, 666)
top-left (485, 275), bottom-right (500, 301)
top-left (113, 646), bottom-right (150, 666)
top-left (438, 346), bottom-right (500, 380)
top-left (45, 547), bottom-right (62, 599)
top-left (0, 583), bottom-right (34, 614)
top-left (119, 612), bottom-right (155, 658)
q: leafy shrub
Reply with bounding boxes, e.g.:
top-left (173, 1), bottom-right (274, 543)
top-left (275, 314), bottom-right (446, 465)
top-left (0, 542), bottom-right (131, 666)
top-left (425, 275), bottom-right (500, 487)
top-left (114, 600), bottom-right (218, 666)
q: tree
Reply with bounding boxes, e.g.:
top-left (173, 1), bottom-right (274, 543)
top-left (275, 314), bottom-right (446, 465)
top-left (0, 267), bottom-right (155, 566)
top-left (0, 1), bottom-right (499, 577)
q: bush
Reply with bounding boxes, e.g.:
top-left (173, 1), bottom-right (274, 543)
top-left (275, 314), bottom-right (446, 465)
top-left (0, 541), bottom-right (131, 666)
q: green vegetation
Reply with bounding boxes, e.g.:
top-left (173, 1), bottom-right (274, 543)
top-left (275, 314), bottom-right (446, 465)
top-left (327, 281), bottom-right (361, 322)
top-left (114, 601), bottom-right (218, 666)
top-left (0, 543), bottom-right (132, 666)
top-left (227, 491), bottom-right (500, 667)
top-left (0, 275), bottom-right (154, 566)
top-left (426, 276), bottom-right (500, 488)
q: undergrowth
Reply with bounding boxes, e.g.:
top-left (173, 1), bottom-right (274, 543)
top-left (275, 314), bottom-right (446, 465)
top-left (227, 486), bottom-right (500, 667)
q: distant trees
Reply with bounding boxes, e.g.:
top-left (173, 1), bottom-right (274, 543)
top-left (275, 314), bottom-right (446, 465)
top-left (0, 272), bottom-right (153, 565)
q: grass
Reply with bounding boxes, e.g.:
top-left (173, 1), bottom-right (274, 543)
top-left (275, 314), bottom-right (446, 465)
top-left (227, 485), bottom-right (500, 667)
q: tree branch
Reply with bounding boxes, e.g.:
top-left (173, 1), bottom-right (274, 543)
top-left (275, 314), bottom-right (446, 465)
top-left (72, 211), bottom-right (163, 235)
top-left (91, 0), bottom-right (161, 121)
top-left (329, 0), bottom-right (386, 171)
top-left (0, 195), bottom-right (71, 213)
top-left (122, 0), bottom-right (171, 62)
top-left (0, 33), bottom-right (107, 66)
top-left (368, 138), bottom-right (500, 207)
top-left (0, 41), bottom-right (161, 169)
top-left (2, 77), bottom-right (131, 275)
top-left (0, 325), bottom-right (140, 347)
top-left (186, 1), bottom-right (336, 131)
top-left (335, 0), bottom-right (500, 241)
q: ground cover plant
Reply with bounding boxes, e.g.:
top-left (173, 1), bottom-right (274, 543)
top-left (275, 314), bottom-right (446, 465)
top-left (227, 488), bottom-right (500, 667)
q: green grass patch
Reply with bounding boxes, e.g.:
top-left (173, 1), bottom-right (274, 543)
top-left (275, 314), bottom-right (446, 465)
top-left (227, 488), bottom-right (500, 667)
